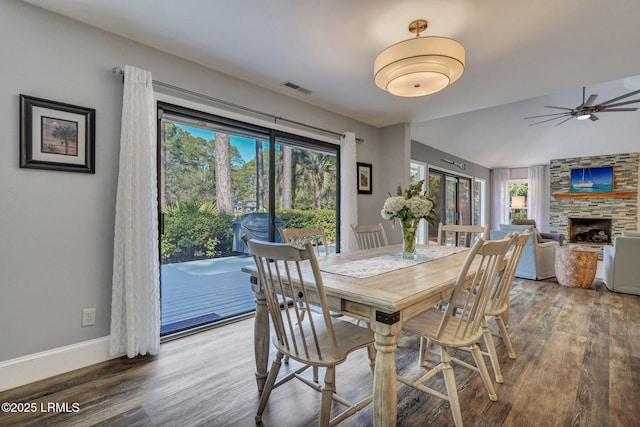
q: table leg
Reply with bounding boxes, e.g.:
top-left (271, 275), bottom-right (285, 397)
top-left (372, 313), bottom-right (402, 427)
top-left (250, 275), bottom-right (270, 393)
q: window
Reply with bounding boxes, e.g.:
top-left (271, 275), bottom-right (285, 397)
top-left (509, 180), bottom-right (528, 221)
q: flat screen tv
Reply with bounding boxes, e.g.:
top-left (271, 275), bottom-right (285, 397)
top-left (570, 166), bottom-right (613, 193)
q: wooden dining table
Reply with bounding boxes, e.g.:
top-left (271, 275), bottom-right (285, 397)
top-left (241, 243), bottom-right (477, 427)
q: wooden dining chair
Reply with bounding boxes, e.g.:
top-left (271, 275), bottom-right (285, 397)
top-left (244, 237), bottom-right (376, 426)
top-left (476, 229), bottom-right (530, 383)
top-left (351, 223), bottom-right (389, 250)
top-left (398, 235), bottom-right (512, 427)
top-left (279, 226), bottom-right (330, 257)
top-left (426, 230), bottom-right (530, 383)
top-left (437, 222), bottom-right (489, 247)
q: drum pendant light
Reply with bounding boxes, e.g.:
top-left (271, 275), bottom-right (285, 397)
top-left (374, 19), bottom-right (465, 97)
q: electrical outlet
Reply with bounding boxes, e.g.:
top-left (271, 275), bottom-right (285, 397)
top-left (82, 308), bottom-right (96, 327)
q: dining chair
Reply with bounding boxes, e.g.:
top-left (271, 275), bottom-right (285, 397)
top-left (476, 230), bottom-right (530, 382)
top-left (425, 230), bottom-right (530, 383)
top-left (437, 222), bottom-right (489, 247)
top-left (398, 235), bottom-right (512, 427)
top-left (279, 226), bottom-right (330, 257)
top-left (351, 223), bottom-right (389, 250)
top-left (244, 237), bottom-right (376, 426)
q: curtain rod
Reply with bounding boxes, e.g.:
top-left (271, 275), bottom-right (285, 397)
top-left (112, 67), bottom-right (363, 143)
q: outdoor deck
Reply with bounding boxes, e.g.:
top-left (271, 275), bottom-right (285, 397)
top-left (160, 255), bottom-right (256, 335)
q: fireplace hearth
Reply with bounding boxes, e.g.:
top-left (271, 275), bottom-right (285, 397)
top-left (568, 218), bottom-right (612, 244)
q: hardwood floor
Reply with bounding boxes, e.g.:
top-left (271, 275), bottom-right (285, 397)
top-left (1, 277), bottom-right (639, 426)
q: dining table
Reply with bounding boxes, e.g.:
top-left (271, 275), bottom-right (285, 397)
top-left (241, 243), bottom-right (478, 427)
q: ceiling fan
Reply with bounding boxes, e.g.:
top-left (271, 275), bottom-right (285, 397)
top-left (525, 86), bottom-right (640, 126)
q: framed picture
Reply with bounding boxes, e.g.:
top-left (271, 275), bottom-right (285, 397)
top-left (357, 162), bottom-right (372, 194)
top-left (20, 94), bottom-right (95, 173)
top-left (570, 166), bottom-right (613, 193)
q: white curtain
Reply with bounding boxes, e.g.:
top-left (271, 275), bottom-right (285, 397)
top-left (340, 132), bottom-right (358, 252)
top-left (109, 65), bottom-right (160, 358)
top-left (528, 165), bottom-right (548, 231)
top-left (491, 168), bottom-right (510, 228)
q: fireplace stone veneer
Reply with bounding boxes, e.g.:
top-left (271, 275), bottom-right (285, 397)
top-left (549, 153), bottom-right (638, 240)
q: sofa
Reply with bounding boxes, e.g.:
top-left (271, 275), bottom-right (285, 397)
top-left (490, 224), bottom-right (559, 280)
top-left (511, 219), bottom-right (565, 246)
top-left (603, 233), bottom-right (640, 295)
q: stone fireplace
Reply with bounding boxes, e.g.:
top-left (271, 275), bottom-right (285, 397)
top-left (549, 153), bottom-right (639, 240)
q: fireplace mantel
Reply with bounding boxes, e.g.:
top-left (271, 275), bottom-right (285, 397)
top-left (553, 191), bottom-right (633, 199)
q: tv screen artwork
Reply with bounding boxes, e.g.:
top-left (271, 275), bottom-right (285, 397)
top-left (570, 166), bottom-right (613, 193)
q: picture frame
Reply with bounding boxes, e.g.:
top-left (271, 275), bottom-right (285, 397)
top-left (570, 166), bottom-right (613, 193)
top-left (20, 94), bottom-right (95, 173)
top-left (357, 162), bottom-right (372, 194)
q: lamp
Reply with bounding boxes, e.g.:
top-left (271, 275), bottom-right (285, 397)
top-left (511, 196), bottom-right (526, 209)
top-left (374, 19), bottom-right (465, 97)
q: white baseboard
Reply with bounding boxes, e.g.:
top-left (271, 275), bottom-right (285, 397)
top-left (0, 336), bottom-right (121, 392)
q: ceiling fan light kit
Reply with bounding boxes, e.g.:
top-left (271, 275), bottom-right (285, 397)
top-left (525, 86), bottom-right (640, 126)
top-left (374, 19), bottom-right (465, 97)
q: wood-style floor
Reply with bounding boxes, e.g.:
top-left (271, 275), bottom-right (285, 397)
top-left (1, 277), bottom-right (639, 426)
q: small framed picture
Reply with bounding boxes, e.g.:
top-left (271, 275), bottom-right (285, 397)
top-left (20, 94), bottom-right (95, 173)
top-left (357, 162), bottom-right (372, 194)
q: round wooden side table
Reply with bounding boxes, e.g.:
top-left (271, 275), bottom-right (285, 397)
top-left (554, 246), bottom-right (598, 288)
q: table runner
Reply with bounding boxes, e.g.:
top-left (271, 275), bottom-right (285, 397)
top-left (320, 245), bottom-right (468, 279)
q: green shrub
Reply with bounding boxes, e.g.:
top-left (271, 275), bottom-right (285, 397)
top-left (276, 209), bottom-right (337, 242)
top-left (161, 202), bottom-right (235, 263)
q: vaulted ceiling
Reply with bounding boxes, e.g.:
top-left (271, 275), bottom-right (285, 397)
top-left (21, 0), bottom-right (640, 167)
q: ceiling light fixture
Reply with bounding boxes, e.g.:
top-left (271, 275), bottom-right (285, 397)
top-left (374, 19), bottom-right (465, 97)
top-left (576, 111), bottom-right (591, 121)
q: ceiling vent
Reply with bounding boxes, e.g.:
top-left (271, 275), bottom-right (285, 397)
top-left (282, 81), bottom-right (312, 95)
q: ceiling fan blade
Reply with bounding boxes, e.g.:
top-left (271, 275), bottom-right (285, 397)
top-left (584, 94), bottom-right (598, 107)
top-left (555, 116), bottom-right (574, 126)
top-left (524, 112), bottom-right (572, 119)
top-left (600, 99), bottom-right (640, 108)
top-left (598, 88), bottom-right (640, 106)
top-left (589, 114), bottom-right (599, 122)
top-left (598, 107), bottom-right (638, 112)
top-left (544, 106), bottom-right (574, 111)
top-left (527, 114), bottom-right (571, 126)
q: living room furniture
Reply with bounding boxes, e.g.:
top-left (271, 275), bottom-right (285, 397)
top-left (242, 243), bottom-right (493, 425)
top-left (244, 238), bottom-right (376, 426)
top-left (554, 246), bottom-right (598, 288)
top-left (603, 235), bottom-right (640, 295)
top-left (490, 224), bottom-right (559, 280)
top-left (512, 219), bottom-right (565, 245)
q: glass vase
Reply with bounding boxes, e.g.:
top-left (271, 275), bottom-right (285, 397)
top-left (400, 218), bottom-right (420, 260)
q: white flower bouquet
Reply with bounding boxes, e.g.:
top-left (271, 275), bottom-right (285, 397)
top-left (381, 180), bottom-right (437, 258)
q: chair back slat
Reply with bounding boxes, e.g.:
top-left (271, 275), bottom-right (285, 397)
top-left (487, 230), bottom-right (530, 313)
top-left (351, 223), bottom-right (389, 250)
top-left (436, 236), bottom-right (511, 342)
top-left (437, 223), bottom-right (489, 247)
top-left (279, 226), bottom-right (330, 257)
top-left (245, 237), bottom-right (340, 362)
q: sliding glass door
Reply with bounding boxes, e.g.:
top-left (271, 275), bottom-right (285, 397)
top-left (428, 169), bottom-right (473, 243)
top-left (157, 103), bottom-right (339, 336)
